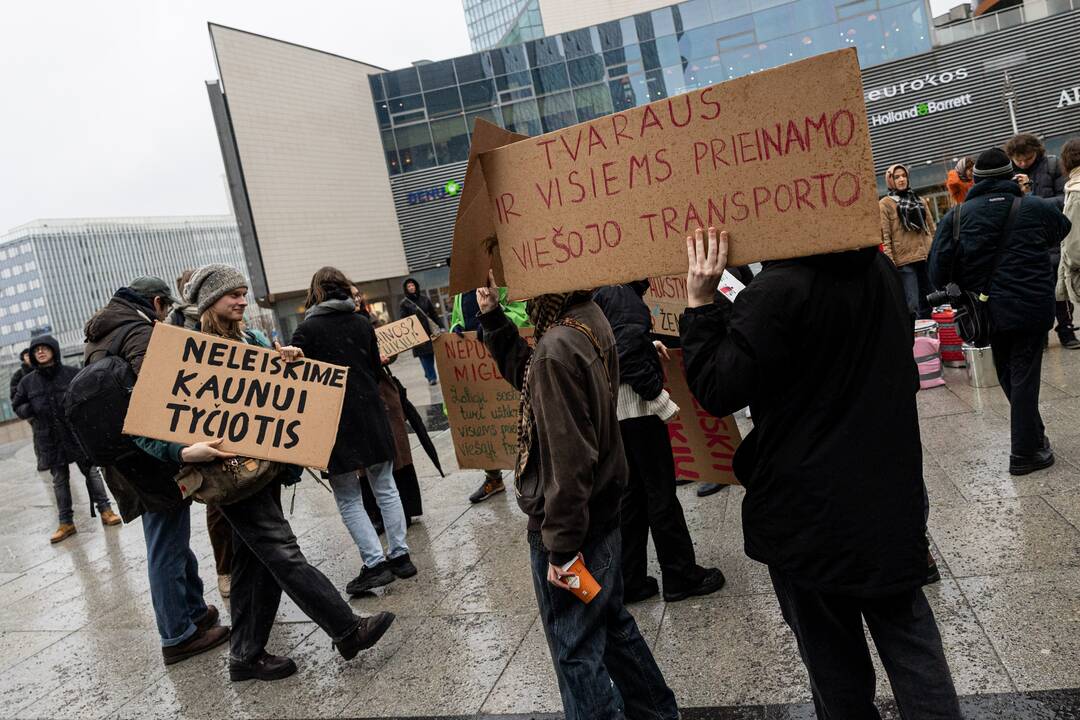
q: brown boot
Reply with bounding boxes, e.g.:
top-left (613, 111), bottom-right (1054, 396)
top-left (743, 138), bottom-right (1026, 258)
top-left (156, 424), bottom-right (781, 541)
top-left (50, 523), bottom-right (77, 544)
top-left (162, 625), bottom-right (230, 666)
top-left (100, 509), bottom-right (122, 526)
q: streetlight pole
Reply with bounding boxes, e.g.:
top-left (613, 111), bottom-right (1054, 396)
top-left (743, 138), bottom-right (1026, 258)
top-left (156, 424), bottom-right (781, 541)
top-left (1003, 70), bottom-right (1019, 135)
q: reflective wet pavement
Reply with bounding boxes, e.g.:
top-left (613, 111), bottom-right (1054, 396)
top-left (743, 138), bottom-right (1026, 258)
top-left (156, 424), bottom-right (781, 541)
top-left (2, 346), bottom-right (1080, 719)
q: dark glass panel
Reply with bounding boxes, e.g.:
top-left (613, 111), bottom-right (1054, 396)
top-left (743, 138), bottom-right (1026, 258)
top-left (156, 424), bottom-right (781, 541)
top-left (418, 59), bottom-right (457, 90)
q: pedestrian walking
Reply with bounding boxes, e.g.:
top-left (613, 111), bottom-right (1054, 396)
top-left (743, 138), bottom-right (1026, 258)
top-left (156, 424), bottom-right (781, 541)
top-left (880, 164), bottom-right (936, 320)
top-left (399, 277), bottom-right (444, 385)
top-left (8, 348), bottom-right (32, 402)
top-left (281, 267), bottom-right (417, 596)
top-left (137, 264), bottom-right (395, 681)
top-left (83, 277), bottom-right (230, 664)
top-left (13, 335), bottom-right (121, 542)
top-left (930, 149), bottom-right (1072, 475)
top-left (1005, 133), bottom-right (1077, 346)
top-left (593, 280), bottom-right (726, 604)
top-left (946, 157), bottom-right (974, 206)
top-left (479, 270), bottom-right (679, 720)
top-left (1056, 140), bottom-right (1080, 344)
top-left (680, 226), bottom-right (962, 719)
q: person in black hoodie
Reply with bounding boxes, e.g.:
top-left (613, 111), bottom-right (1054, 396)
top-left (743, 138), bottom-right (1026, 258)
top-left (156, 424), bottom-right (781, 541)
top-left (680, 226), bottom-right (961, 718)
top-left (930, 148), bottom-right (1072, 475)
top-left (399, 277), bottom-right (445, 385)
top-left (13, 335), bottom-right (121, 542)
top-left (8, 348), bottom-right (32, 402)
top-left (593, 280), bottom-right (725, 604)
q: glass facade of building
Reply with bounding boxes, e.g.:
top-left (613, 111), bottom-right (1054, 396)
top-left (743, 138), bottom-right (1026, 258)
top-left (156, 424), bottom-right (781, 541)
top-left (463, 0), bottom-right (545, 51)
top-left (375, 0), bottom-right (930, 176)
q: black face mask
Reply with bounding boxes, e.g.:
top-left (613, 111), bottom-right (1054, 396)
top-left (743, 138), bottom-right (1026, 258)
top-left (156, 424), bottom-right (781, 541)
top-left (628, 279), bottom-right (651, 296)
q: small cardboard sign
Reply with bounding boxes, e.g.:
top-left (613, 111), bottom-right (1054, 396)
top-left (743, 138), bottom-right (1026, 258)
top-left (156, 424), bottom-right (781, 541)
top-left (478, 49), bottom-right (877, 300)
top-left (663, 350), bottom-right (741, 485)
top-left (123, 323), bottom-right (347, 470)
top-left (375, 315), bottom-right (430, 358)
top-left (434, 328), bottom-right (533, 470)
top-left (646, 273), bottom-right (745, 336)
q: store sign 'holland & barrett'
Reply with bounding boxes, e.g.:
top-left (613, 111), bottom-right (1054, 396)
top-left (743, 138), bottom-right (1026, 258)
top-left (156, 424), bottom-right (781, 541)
top-left (868, 93), bottom-right (974, 128)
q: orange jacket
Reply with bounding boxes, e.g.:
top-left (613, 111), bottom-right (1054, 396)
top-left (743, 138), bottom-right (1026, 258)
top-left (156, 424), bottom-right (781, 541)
top-left (946, 170), bottom-right (973, 206)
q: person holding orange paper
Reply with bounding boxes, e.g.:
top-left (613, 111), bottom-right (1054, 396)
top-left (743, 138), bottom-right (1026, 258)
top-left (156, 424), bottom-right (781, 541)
top-left (478, 270), bottom-right (678, 720)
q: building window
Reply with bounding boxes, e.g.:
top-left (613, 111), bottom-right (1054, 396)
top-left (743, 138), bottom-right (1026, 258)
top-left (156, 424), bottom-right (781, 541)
top-left (430, 116), bottom-right (471, 164)
top-left (394, 124), bottom-right (437, 172)
top-left (501, 99), bottom-right (542, 136)
top-left (538, 92), bottom-right (577, 132)
top-left (424, 87), bottom-right (463, 118)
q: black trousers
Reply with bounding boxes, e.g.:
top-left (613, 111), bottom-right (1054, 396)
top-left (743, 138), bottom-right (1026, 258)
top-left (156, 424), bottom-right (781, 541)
top-left (618, 415), bottom-right (699, 594)
top-left (220, 482), bottom-right (359, 663)
top-left (770, 568), bottom-right (961, 720)
top-left (990, 329), bottom-right (1046, 457)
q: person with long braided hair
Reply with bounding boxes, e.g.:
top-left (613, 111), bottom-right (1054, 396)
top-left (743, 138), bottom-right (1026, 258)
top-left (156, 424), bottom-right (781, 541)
top-left (477, 270), bottom-right (678, 720)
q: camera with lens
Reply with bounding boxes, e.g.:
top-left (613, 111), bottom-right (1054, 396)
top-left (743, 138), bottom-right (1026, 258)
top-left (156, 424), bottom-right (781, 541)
top-left (926, 282), bottom-right (962, 307)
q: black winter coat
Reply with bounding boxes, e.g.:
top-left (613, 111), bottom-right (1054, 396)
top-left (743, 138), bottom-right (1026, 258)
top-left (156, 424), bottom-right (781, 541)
top-left (593, 283), bottom-right (663, 400)
top-left (399, 278), bottom-right (445, 357)
top-left (929, 179), bottom-right (1071, 333)
top-left (681, 248), bottom-right (927, 597)
top-left (1026, 153), bottom-right (1066, 209)
top-left (9, 364), bottom-right (31, 402)
top-left (82, 291), bottom-right (184, 521)
top-left (291, 304), bottom-right (396, 474)
top-left (13, 336), bottom-right (88, 472)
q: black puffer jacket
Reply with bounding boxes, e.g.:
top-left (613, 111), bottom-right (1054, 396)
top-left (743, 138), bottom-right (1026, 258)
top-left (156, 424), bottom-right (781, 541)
top-left (1026, 153), bottom-right (1066, 210)
top-left (929, 178), bottom-right (1072, 333)
top-left (399, 277), bottom-right (444, 357)
top-left (593, 281), bottom-right (663, 400)
top-left (82, 289), bottom-right (184, 521)
top-left (13, 336), bottom-right (87, 471)
top-left (9, 358), bottom-right (31, 402)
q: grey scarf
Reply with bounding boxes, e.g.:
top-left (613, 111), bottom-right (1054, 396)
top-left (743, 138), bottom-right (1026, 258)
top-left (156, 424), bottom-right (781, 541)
top-left (304, 298), bottom-right (356, 320)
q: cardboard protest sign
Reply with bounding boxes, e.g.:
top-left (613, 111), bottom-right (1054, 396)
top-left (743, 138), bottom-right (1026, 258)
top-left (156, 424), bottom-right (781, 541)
top-left (375, 315), bottom-right (430, 357)
top-left (478, 49), bottom-right (878, 300)
top-left (662, 350), bottom-right (741, 485)
top-left (646, 273), bottom-right (746, 336)
top-left (434, 328), bottom-right (533, 470)
top-left (448, 118), bottom-right (528, 296)
top-left (123, 323), bottom-right (346, 469)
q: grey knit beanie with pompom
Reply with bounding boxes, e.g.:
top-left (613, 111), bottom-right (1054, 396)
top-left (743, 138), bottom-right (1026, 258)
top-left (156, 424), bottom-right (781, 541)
top-left (183, 264), bottom-right (249, 315)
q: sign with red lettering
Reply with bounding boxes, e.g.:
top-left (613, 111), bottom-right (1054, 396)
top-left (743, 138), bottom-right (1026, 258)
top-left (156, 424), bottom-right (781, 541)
top-left (434, 328), bottom-right (534, 470)
top-left (123, 323), bottom-right (347, 470)
top-left (646, 272), bottom-right (746, 336)
top-left (662, 350), bottom-right (741, 485)
top-left (375, 315), bottom-right (430, 357)
top-left (478, 49), bottom-right (877, 300)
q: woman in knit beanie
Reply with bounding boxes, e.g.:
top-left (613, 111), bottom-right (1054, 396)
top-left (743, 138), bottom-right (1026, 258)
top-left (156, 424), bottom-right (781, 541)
top-left (183, 264), bottom-right (251, 340)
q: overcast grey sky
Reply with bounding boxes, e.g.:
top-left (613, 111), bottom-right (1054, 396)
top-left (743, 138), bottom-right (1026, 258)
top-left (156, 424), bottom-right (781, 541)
top-left (0, 0), bottom-right (961, 233)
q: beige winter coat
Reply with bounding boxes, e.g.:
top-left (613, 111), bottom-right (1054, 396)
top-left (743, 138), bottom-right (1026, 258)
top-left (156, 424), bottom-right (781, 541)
top-left (879, 196), bottom-right (936, 268)
top-left (1057, 171), bottom-right (1080, 303)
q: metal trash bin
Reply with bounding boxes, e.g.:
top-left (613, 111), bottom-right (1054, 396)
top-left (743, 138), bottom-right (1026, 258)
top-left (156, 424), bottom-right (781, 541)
top-left (962, 345), bottom-right (998, 388)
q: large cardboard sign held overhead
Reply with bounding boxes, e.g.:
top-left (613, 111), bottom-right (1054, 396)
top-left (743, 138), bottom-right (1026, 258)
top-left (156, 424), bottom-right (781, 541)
top-left (375, 316), bottom-right (430, 358)
top-left (123, 323), bottom-right (347, 470)
top-left (663, 350), bottom-right (741, 485)
top-left (478, 49), bottom-right (878, 300)
top-left (448, 119), bottom-right (528, 296)
top-left (434, 328), bottom-right (533, 470)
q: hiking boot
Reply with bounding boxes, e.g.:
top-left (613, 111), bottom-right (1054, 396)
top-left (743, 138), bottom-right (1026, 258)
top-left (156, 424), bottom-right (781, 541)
top-left (335, 612), bottom-right (396, 661)
top-left (1009, 448), bottom-right (1055, 476)
top-left (162, 625), bottom-right (229, 666)
top-left (387, 553), bottom-right (417, 579)
top-left (924, 551), bottom-right (941, 586)
top-left (50, 523), bottom-right (76, 544)
top-left (696, 482), bottom-right (725, 498)
top-left (624, 576), bottom-right (659, 604)
top-left (100, 509), bottom-right (122, 526)
top-left (229, 652), bottom-right (297, 681)
top-left (346, 563), bottom-right (396, 596)
top-left (469, 476), bottom-right (505, 503)
top-left (194, 605), bottom-right (220, 634)
top-left (663, 567), bottom-right (727, 602)
top-left (217, 574), bottom-right (231, 600)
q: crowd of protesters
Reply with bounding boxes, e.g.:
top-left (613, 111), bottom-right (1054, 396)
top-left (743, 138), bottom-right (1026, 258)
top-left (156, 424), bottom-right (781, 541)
top-left (7, 130), bottom-right (1076, 719)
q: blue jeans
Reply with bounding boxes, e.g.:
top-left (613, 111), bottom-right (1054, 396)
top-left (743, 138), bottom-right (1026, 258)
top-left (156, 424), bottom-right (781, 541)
top-left (329, 461), bottom-right (409, 568)
top-left (897, 261), bottom-right (931, 319)
top-left (529, 527), bottom-right (679, 720)
top-left (141, 503), bottom-right (207, 647)
top-left (418, 353), bottom-right (437, 383)
top-left (51, 462), bottom-right (111, 524)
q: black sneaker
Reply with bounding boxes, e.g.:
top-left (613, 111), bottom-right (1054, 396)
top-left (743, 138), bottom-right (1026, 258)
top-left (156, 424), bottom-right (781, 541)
top-left (346, 563), bottom-right (396, 596)
top-left (229, 652), bottom-right (297, 682)
top-left (335, 612), bottom-right (396, 661)
top-left (624, 576), bottom-right (659, 604)
top-left (696, 483), bottom-right (726, 498)
top-left (1009, 448), bottom-right (1055, 476)
top-left (924, 551), bottom-right (941, 586)
top-left (663, 567), bottom-right (726, 602)
top-left (387, 553), bottom-right (418, 579)
top-left (469, 476), bottom-right (505, 503)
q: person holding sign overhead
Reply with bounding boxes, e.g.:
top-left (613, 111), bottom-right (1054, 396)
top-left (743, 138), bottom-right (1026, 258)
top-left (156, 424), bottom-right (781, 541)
top-left (139, 264), bottom-right (396, 681)
top-left (478, 270), bottom-right (679, 720)
top-left (281, 268), bottom-right (417, 595)
top-left (680, 227), bottom-right (961, 718)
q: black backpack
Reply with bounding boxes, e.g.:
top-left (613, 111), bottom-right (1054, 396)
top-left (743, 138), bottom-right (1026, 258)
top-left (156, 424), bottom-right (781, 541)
top-left (65, 320), bottom-right (146, 465)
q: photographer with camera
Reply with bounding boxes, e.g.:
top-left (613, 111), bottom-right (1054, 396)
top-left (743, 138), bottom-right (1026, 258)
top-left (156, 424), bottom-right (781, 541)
top-left (929, 149), bottom-right (1071, 476)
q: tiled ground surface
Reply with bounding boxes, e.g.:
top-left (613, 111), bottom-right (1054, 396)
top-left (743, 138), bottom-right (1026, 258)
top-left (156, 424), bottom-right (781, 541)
top-left (1, 346), bottom-right (1079, 719)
